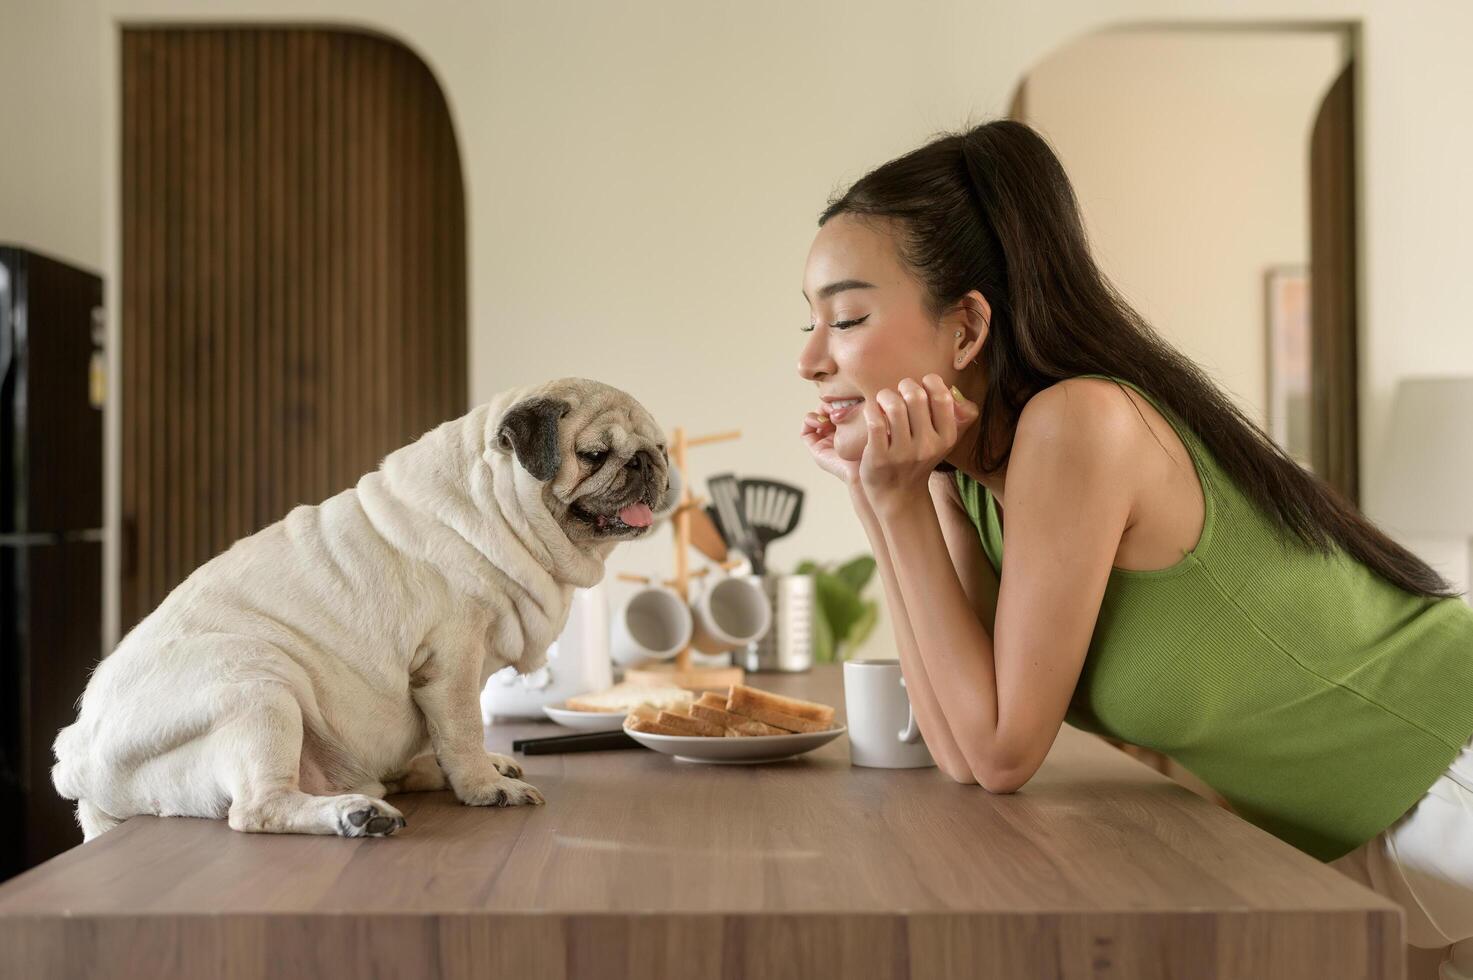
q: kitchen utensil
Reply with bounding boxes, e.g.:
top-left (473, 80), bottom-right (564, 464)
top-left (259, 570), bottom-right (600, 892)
top-left (705, 504), bottom-right (728, 545)
top-left (512, 729), bottom-right (645, 754)
top-left (739, 478), bottom-right (804, 574)
top-left (708, 473), bottom-right (761, 570)
top-left (689, 505), bottom-right (728, 562)
top-left (736, 573), bottom-right (815, 673)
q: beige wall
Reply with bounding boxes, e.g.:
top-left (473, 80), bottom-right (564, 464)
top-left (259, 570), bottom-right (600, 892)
top-left (0, 0), bottom-right (104, 271)
top-left (2, 0), bottom-right (1471, 651)
top-left (1026, 29), bottom-right (1346, 427)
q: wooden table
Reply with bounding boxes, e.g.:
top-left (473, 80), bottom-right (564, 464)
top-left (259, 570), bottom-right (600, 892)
top-left (0, 665), bottom-right (1401, 979)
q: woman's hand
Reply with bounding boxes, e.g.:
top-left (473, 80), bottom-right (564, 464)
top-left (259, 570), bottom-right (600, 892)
top-left (860, 375), bottom-right (979, 511)
top-left (800, 410), bottom-right (860, 486)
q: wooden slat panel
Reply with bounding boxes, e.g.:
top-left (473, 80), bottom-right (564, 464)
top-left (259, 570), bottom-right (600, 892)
top-left (310, 32), bottom-right (331, 504)
top-left (343, 33), bottom-right (364, 494)
top-left (168, 33), bottom-right (184, 600)
top-left (153, 33), bottom-right (171, 614)
top-left (205, 30), bottom-right (222, 566)
top-left (120, 31), bottom-right (140, 592)
top-left (371, 40), bottom-right (390, 456)
top-left (266, 30), bottom-right (284, 527)
top-left (219, 29), bottom-right (240, 547)
top-left (234, 32), bottom-right (256, 549)
top-left (182, 29), bottom-right (199, 578)
top-left (119, 28), bottom-right (468, 632)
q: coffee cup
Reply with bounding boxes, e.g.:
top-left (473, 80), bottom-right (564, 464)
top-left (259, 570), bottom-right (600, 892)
top-left (610, 585), bottom-right (694, 666)
top-left (842, 659), bottom-right (936, 769)
top-left (690, 574), bottom-right (772, 654)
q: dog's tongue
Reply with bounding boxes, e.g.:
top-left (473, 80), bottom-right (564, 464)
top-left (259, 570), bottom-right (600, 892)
top-left (618, 502), bottom-right (654, 528)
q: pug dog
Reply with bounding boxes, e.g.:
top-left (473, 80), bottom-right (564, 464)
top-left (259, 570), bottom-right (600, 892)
top-left (52, 378), bottom-right (669, 839)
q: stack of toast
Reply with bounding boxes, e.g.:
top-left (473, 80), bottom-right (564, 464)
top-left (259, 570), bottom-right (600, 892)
top-left (625, 684), bottom-right (836, 737)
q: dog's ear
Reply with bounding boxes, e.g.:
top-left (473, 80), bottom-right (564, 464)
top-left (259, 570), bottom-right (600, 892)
top-left (495, 397), bottom-right (571, 482)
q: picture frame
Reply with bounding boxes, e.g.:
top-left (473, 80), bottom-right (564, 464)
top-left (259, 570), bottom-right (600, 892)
top-left (1264, 265), bottom-right (1312, 466)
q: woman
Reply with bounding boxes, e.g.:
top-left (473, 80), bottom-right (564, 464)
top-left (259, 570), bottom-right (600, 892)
top-left (797, 120), bottom-right (1473, 978)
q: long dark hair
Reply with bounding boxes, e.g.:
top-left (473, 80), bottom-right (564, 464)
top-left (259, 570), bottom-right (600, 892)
top-left (820, 120), bottom-right (1456, 599)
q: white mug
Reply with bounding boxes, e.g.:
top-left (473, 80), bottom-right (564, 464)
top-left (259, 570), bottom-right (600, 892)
top-left (690, 574), bottom-right (772, 654)
top-left (843, 659), bottom-right (936, 769)
top-left (610, 585), bottom-right (694, 666)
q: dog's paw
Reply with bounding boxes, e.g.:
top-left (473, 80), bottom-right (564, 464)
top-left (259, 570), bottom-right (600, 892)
top-left (332, 795), bottom-right (408, 838)
top-left (460, 777), bottom-right (545, 808)
top-left (487, 752), bottom-right (523, 780)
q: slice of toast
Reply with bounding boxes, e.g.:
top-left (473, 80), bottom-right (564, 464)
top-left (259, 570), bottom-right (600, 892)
top-left (654, 710), bottom-right (726, 738)
top-left (624, 703), bottom-right (660, 728)
top-left (726, 684), bottom-right (835, 727)
top-left (568, 681), bottom-right (694, 714)
top-left (725, 703), bottom-right (831, 734)
top-left (627, 717), bottom-right (693, 737)
top-left (689, 702), bottom-right (787, 737)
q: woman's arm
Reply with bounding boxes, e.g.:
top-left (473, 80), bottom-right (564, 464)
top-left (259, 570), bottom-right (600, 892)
top-left (846, 479), bottom-right (977, 782)
top-left (799, 391), bottom-right (984, 780)
top-left (873, 487), bottom-right (1006, 787)
top-left (862, 377), bottom-right (1135, 792)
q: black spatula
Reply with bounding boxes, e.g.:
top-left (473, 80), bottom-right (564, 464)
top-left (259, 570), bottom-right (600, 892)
top-left (739, 478), bottom-right (804, 576)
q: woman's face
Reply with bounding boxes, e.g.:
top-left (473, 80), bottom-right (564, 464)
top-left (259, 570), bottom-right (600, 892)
top-left (798, 214), bottom-right (965, 462)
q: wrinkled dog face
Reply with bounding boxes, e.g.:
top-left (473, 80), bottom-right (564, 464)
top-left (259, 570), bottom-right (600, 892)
top-left (494, 380), bottom-right (670, 543)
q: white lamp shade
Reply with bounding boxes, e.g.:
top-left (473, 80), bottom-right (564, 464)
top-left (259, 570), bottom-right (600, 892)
top-left (1376, 376), bottom-right (1473, 536)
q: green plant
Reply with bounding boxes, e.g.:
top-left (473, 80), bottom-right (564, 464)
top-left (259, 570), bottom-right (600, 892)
top-left (794, 554), bottom-right (879, 663)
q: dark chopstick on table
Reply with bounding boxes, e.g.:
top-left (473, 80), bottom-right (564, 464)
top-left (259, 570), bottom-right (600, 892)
top-left (511, 729), bottom-right (646, 754)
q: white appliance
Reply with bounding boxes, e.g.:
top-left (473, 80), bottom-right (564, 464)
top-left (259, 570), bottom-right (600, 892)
top-left (480, 581), bottom-right (613, 721)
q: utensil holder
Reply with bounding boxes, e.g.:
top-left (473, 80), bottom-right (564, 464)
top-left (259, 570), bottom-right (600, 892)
top-left (736, 573), bottom-right (814, 673)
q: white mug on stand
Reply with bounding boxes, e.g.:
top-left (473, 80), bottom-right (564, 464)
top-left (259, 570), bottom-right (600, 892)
top-left (610, 585), bottom-right (694, 666)
top-left (843, 659), bottom-right (936, 769)
top-left (690, 574), bottom-right (772, 654)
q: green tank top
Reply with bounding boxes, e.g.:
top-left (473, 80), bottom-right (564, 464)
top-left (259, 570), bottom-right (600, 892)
top-left (954, 374), bottom-right (1473, 862)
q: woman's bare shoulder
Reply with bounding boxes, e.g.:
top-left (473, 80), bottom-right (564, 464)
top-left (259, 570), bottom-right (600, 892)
top-left (1015, 377), bottom-right (1146, 459)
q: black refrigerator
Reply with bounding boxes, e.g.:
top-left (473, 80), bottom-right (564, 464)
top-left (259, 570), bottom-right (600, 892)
top-left (0, 245), bottom-right (105, 882)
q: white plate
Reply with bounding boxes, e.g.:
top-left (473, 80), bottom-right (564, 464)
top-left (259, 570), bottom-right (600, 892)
top-left (623, 723), bottom-right (847, 764)
top-left (542, 704), bottom-right (628, 730)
